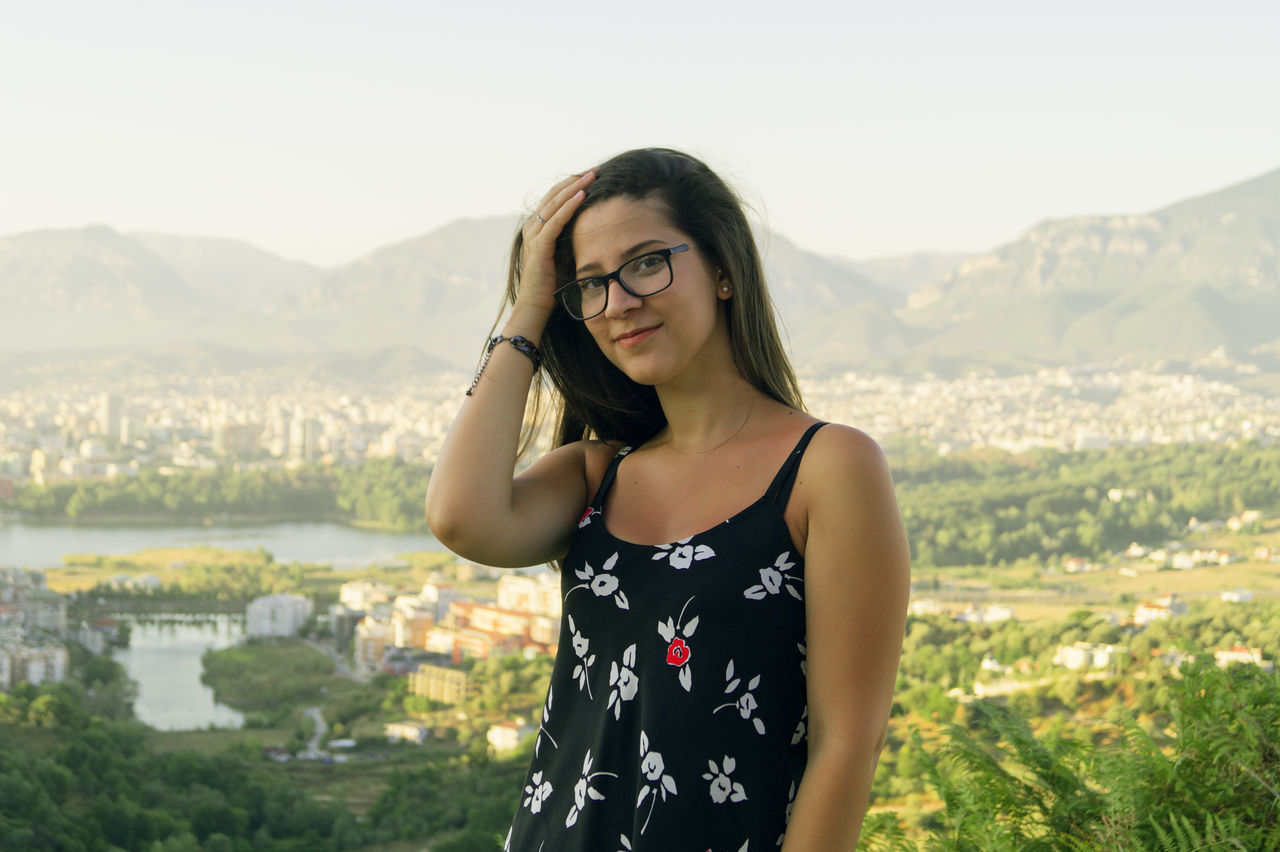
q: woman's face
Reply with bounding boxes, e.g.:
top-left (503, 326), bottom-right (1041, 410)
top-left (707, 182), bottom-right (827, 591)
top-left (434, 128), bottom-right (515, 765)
top-left (570, 195), bottom-right (732, 388)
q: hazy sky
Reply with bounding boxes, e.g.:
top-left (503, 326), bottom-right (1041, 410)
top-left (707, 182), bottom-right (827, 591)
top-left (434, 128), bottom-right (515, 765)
top-left (3, 0), bottom-right (1277, 267)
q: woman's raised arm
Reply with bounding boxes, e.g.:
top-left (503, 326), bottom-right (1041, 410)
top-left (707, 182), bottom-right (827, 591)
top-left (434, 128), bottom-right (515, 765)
top-left (424, 171), bottom-right (594, 567)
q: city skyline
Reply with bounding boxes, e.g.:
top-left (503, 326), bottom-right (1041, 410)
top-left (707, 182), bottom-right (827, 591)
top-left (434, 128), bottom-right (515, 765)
top-left (3, 1), bottom-right (1278, 266)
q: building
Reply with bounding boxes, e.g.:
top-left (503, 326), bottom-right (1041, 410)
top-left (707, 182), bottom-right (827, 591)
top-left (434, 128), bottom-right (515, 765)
top-left (246, 593), bottom-right (314, 638)
top-left (384, 721), bottom-right (430, 744)
top-left (467, 602), bottom-right (560, 646)
top-left (454, 628), bottom-right (523, 660)
top-left (418, 582), bottom-right (459, 621)
top-left (486, 720), bottom-right (534, 754)
top-left (22, 589), bottom-right (67, 635)
top-left (1053, 642), bottom-right (1124, 671)
top-left (2, 641), bottom-right (69, 690)
top-left (1220, 588), bottom-right (1254, 603)
top-left (130, 574), bottom-right (163, 593)
top-left (1134, 593), bottom-right (1187, 626)
top-left (213, 421), bottom-right (260, 456)
top-left (908, 598), bottom-right (947, 617)
top-left (339, 580), bottom-right (394, 612)
top-left (408, 661), bottom-right (471, 705)
top-left (96, 393), bottom-right (122, 440)
top-left (497, 572), bottom-right (561, 618)
top-left (955, 603), bottom-right (1015, 624)
top-left (392, 603), bottom-right (435, 649)
top-left (1214, 645), bottom-right (1274, 672)
top-left (354, 617), bottom-right (394, 670)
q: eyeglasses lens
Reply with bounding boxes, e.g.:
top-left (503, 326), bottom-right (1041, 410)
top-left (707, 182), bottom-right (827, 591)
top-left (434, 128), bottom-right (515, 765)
top-left (567, 252), bottom-right (673, 320)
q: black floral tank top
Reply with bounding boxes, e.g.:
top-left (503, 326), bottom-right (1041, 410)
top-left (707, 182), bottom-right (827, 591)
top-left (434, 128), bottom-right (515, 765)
top-left (504, 422), bottom-right (825, 852)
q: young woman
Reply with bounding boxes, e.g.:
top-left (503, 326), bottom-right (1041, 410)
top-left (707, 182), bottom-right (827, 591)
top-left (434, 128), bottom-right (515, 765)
top-left (425, 148), bottom-right (910, 851)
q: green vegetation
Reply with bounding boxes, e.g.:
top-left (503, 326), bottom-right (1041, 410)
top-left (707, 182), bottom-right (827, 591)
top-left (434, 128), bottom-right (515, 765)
top-left (20, 442), bottom-right (1280, 575)
top-left (200, 640), bottom-right (342, 728)
top-left (0, 642), bottom-right (528, 851)
top-left (896, 441), bottom-right (1280, 568)
top-left (862, 658), bottom-right (1280, 850)
top-left (48, 546), bottom-right (454, 608)
top-left (860, 598), bottom-right (1280, 849)
top-left (13, 457), bottom-right (429, 530)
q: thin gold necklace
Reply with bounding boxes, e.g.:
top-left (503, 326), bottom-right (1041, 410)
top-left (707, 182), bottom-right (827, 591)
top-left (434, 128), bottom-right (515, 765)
top-left (666, 399), bottom-right (755, 455)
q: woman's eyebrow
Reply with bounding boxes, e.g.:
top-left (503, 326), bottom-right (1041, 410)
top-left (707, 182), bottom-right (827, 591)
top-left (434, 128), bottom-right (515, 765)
top-left (575, 239), bottom-right (666, 276)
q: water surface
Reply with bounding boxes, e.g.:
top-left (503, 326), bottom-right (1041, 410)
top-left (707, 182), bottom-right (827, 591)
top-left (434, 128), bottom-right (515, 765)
top-left (0, 521), bottom-right (443, 569)
top-left (113, 614), bottom-right (246, 731)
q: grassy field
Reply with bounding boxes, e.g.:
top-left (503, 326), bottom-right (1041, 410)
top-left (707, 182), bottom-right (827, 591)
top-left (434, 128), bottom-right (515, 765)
top-left (275, 747), bottom-right (459, 817)
top-left (43, 545), bottom-right (467, 599)
top-left (911, 527), bottom-right (1280, 622)
top-left (147, 727), bottom-right (465, 822)
top-left (147, 726), bottom-right (293, 753)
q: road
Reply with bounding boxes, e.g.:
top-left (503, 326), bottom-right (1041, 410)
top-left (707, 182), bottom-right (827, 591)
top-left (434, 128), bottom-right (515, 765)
top-left (304, 638), bottom-right (371, 683)
top-left (302, 705), bottom-right (327, 759)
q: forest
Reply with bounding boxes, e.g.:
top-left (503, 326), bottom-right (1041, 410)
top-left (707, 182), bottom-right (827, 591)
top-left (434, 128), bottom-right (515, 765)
top-left (10, 457), bottom-right (428, 531)
top-left (13, 441), bottom-right (1280, 569)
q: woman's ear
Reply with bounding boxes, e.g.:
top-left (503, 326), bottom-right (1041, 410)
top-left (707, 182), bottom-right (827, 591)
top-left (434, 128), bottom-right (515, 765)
top-left (716, 269), bottom-right (733, 300)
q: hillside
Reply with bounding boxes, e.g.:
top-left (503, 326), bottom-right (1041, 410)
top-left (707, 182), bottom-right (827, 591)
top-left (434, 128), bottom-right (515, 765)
top-left (900, 167), bottom-right (1280, 363)
top-left (3, 166), bottom-right (1279, 374)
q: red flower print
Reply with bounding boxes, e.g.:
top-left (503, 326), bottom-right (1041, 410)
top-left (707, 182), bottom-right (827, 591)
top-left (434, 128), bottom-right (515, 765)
top-left (666, 637), bottom-right (691, 667)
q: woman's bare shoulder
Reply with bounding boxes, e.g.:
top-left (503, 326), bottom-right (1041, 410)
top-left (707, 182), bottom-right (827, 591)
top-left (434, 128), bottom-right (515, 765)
top-left (794, 422), bottom-right (893, 514)
top-left (529, 437), bottom-right (624, 498)
top-left (555, 438), bottom-right (626, 500)
top-left (807, 422), bottom-right (887, 469)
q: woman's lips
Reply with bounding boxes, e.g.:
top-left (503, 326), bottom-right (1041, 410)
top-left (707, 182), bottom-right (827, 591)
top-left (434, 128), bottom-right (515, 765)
top-left (614, 325), bottom-right (660, 348)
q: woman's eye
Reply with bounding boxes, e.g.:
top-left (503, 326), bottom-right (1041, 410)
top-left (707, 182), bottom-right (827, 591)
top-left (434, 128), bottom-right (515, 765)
top-left (579, 278), bottom-right (607, 293)
top-left (632, 254), bottom-right (665, 274)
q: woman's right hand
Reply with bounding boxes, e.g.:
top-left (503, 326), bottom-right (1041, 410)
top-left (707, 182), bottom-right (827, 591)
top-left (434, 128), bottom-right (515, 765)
top-left (513, 170), bottom-right (595, 318)
top-left (426, 168), bottom-right (598, 567)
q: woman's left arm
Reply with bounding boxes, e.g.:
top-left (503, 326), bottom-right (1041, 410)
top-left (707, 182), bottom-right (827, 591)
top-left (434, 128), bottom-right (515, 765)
top-left (782, 426), bottom-right (911, 851)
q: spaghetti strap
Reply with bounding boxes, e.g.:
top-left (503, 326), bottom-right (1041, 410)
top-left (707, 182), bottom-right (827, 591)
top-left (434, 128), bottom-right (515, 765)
top-left (587, 446), bottom-right (633, 510)
top-left (765, 422), bottom-right (828, 505)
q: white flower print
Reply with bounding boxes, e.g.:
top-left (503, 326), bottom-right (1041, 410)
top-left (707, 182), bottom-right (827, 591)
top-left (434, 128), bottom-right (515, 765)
top-left (702, 755), bottom-right (748, 804)
top-left (635, 730), bottom-right (678, 834)
top-left (567, 552), bottom-right (630, 610)
top-left (776, 781), bottom-right (797, 846)
top-left (578, 506), bottom-right (598, 529)
top-left (568, 615), bottom-right (597, 699)
top-left (657, 596), bottom-right (699, 692)
top-left (618, 835), bottom-right (632, 851)
top-left (797, 640), bottom-right (807, 677)
top-left (564, 749), bottom-right (617, 828)
top-left (651, 535), bottom-right (716, 570)
top-left (744, 551), bottom-right (802, 601)
top-left (522, 770), bottom-right (553, 815)
top-left (641, 748), bottom-right (665, 781)
top-left (714, 659), bottom-right (766, 735)
top-left (791, 705), bottom-right (808, 745)
top-left (607, 643), bottom-right (639, 720)
top-left (535, 684), bottom-right (558, 757)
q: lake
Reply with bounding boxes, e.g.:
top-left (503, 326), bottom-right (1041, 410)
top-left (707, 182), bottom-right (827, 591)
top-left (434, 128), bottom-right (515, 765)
top-left (113, 614), bottom-right (247, 731)
top-left (0, 521), bottom-right (445, 569)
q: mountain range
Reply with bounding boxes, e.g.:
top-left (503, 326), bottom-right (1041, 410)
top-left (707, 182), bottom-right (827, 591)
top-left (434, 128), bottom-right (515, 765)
top-left (2, 166), bottom-right (1277, 379)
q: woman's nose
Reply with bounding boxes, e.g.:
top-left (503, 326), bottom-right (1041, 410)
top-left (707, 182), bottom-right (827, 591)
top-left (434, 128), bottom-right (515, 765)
top-left (604, 277), bottom-right (641, 316)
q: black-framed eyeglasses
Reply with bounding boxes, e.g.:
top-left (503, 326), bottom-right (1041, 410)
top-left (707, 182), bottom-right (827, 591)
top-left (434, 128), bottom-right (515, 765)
top-left (555, 244), bottom-right (691, 321)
